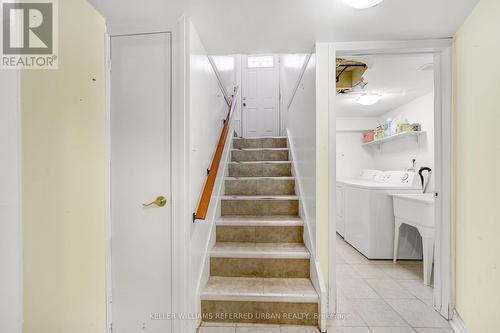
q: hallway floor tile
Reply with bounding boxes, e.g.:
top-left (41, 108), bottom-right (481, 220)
top-left (330, 235), bottom-right (450, 332)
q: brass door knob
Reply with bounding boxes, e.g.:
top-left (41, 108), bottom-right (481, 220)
top-left (143, 196), bottom-right (167, 208)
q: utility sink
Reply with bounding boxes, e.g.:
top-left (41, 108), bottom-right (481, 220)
top-left (391, 193), bottom-right (436, 286)
top-left (392, 193), bottom-right (435, 228)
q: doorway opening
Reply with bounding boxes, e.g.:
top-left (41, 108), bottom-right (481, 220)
top-left (330, 41), bottom-right (453, 331)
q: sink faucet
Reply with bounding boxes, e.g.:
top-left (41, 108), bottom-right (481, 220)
top-left (419, 167), bottom-right (432, 193)
top-left (406, 159), bottom-right (416, 172)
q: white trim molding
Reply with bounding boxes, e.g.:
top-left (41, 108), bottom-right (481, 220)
top-left (450, 310), bottom-right (471, 333)
top-left (171, 15), bottom-right (191, 333)
top-left (433, 45), bottom-right (454, 319)
top-left (104, 34), bottom-right (113, 333)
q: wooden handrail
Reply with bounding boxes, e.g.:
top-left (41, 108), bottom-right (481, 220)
top-left (194, 87), bottom-right (239, 221)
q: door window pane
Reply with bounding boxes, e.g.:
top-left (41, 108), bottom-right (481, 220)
top-left (247, 56), bottom-right (274, 68)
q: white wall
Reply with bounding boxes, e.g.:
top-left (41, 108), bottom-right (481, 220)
top-left (188, 21), bottom-right (228, 216)
top-left (336, 117), bottom-right (378, 132)
top-left (280, 54), bottom-right (309, 135)
top-left (286, 49), bottom-right (330, 330)
top-left (287, 54), bottom-right (317, 252)
top-left (335, 93), bottom-right (434, 189)
top-left (211, 55), bottom-right (241, 135)
top-left (336, 132), bottom-right (374, 179)
top-left (336, 117), bottom-right (378, 179)
top-left (211, 55), bottom-right (236, 95)
top-left (287, 50), bottom-right (330, 329)
top-left (185, 19), bottom-right (229, 330)
top-left (172, 19), bottom-right (238, 333)
top-left (373, 93), bottom-right (435, 190)
top-left (0, 71), bottom-right (22, 333)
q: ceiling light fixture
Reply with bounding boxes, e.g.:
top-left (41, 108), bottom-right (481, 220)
top-left (342, 0), bottom-right (384, 9)
top-left (356, 93), bottom-right (382, 106)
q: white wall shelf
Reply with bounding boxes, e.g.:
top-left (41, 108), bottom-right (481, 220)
top-left (336, 129), bottom-right (372, 133)
top-left (362, 131), bottom-right (426, 147)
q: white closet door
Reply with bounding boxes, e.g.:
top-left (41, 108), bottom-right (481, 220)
top-left (110, 32), bottom-right (172, 333)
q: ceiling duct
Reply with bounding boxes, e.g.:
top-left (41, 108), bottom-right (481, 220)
top-left (336, 58), bottom-right (368, 94)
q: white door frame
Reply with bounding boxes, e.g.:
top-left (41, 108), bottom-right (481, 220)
top-left (328, 39), bottom-right (454, 319)
top-left (170, 17), bottom-right (193, 333)
top-left (105, 34), bottom-right (112, 333)
top-left (105, 31), bottom-right (182, 333)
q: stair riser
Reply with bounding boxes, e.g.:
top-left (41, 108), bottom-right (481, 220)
top-left (216, 226), bottom-right (303, 243)
top-left (225, 178), bottom-right (295, 196)
top-left (221, 199), bottom-right (298, 216)
top-left (232, 150), bottom-right (288, 162)
top-left (202, 300), bottom-right (318, 326)
top-left (211, 258), bottom-right (309, 278)
top-left (233, 138), bottom-right (287, 149)
top-left (228, 163), bottom-right (292, 177)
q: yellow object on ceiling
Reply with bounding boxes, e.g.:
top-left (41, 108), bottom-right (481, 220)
top-left (336, 58), bottom-right (367, 93)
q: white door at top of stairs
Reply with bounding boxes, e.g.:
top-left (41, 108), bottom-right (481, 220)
top-left (242, 55), bottom-right (280, 137)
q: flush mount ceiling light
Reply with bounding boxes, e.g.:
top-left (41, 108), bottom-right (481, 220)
top-left (342, 0), bottom-right (384, 9)
top-left (356, 93), bottom-right (382, 106)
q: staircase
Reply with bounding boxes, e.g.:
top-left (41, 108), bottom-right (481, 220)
top-left (201, 136), bottom-right (319, 327)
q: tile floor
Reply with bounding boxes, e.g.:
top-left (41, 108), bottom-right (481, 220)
top-left (197, 323), bottom-right (320, 333)
top-left (332, 234), bottom-right (452, 333)
top-left (196, 235), bottom-right (452, 333)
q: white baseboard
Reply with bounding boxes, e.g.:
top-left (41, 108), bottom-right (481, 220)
top-left (450, 310), bottom-right (470, 333)
top-left (311, 260), bottom-right (327, 332)
top-left (286, 129), bottom-right (327, 333)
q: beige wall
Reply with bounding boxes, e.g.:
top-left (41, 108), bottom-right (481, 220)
top-left (454, 0), bottom-right (500, 332)
top-left (315, 44), bottom-right (330, 289)
top-left (21, 0), bottom-right (107, 332)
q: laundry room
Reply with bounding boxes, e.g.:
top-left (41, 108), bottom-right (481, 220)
top-left (334, 53), bottom-right (438, 299)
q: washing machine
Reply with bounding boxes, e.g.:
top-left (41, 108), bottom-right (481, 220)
top-left (337, 170), bottom-right (423, 260)
top-left (336, 170), bottom-right (383, 238)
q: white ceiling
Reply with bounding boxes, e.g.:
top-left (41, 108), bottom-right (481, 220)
top-left (190, 0), bottom-right (478, 54)
top-left (335, 54), bottom-right (434, 117)
top-left (89, 0), bottom-right (478, 54)
top-left (88, 0), bottom-right (186, 35)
